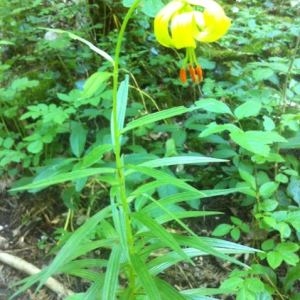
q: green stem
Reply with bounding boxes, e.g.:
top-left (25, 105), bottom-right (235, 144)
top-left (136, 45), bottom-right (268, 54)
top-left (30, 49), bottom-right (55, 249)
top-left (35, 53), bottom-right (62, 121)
top-left (111, 0), bottom-right (141, 292)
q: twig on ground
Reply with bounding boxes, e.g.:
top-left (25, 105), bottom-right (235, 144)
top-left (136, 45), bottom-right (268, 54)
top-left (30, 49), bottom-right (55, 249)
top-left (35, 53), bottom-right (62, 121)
top-left (0, 252), bottom-right (74, 298)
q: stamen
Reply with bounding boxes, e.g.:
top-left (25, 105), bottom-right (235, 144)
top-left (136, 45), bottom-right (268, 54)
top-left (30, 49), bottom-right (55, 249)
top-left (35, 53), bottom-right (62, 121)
top-left (195, 65), bottom-right (203, 82)
top-left (188, 65), bottom-right (197, 82)
top-left (179, 68), bottom-right (187, 83)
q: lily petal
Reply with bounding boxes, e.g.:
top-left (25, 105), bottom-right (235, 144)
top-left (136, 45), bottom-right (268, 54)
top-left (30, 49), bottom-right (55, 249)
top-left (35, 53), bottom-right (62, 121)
top-left (194, 0), bottom-right (231, 42)
top-left (171, 12), bottom-right (198, 49)
top-left (154, 0), bottom-right (184, 48)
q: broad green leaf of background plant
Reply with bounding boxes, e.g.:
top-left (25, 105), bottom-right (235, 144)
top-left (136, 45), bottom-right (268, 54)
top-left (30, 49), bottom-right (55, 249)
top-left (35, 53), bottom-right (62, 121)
top-left (70, 121), bottom-right (88, 157)
top-left (195, 98), bottom-right (233, 115)
top-left (199, 123), bottom-right (240, 138)
top-left (230, 131), bottom-right (286, 157)
top-left (122, 0), bottom-right (163, 17)
top-left (81, 71), bottom-right (111, 99)
top-left (259, 181), bottom-right (278, 199)
top-left (287, 177), bottom-right (300, 205)
top-left (234, 101), bottom-right (262, 120)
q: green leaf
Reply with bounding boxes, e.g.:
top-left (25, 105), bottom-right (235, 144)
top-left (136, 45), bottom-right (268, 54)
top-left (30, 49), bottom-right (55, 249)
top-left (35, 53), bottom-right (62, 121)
top-left (263, 116), bottom-right (275, 131)
top-left (220, 277), bottom-right (243, 291)
top-left (212, 224), bottom-right (233, 236)
top-left (244, 278), bottom-right (265, 292)
top-left (76, 144), bottom-right (112, 169)
top-left (174, 235), bottom-right (251, 268)
top-left (142, 0), bottom-right (164, 17)
top-left (252, 68), bottom-right (274, 81)
top-left (261, 239), bottom-right (275, 251)
top-left (10, 168), bottom-right (115, 191)
top-left (260, 199), bottom-right (278, 212)
top-left (182, 287), bottom-right (230, 298)
top-left (282, 252), bottom-right (299, 266)
top-left (234, 101), bottom-right (262, 120)
top-left (133, 212), bottom-right (190, 261)
top-left (117, 75), bottom-right (129, 131)
top-left (130, 253), bottom-right (161, 300)
top-left (81, 71), bottom-right (111, 99)
top-left (102, 246), bottom-right (122, 300)
top-left (259, 182), bottom-right (278, 198)
top-left (123, 0), bottom-right (163, 17)
top-left (283, 264), bottom-right (300, 292)
top-left (238, 167), bottom-right (256, 189)
top-left (122, 106), bottom-right (193, 133)
top-left (276, 242), bottom-right (299, 253)
top-left (157, 211), bottom-right (220, 225)
top-left (70, 121), bottom-right (87, 157)
top-left (27, 140), bottom-right (43, 154)
top-left (267, 251), bottom-right (283, 269)
top-left (230, 131), bottom-right (286, 157)
top-left (195, 98), bottom-right (233, 115)
top-left (200, 122), bottom-right (240, 138)
top-left (287, 177), bottom-right (300, 205)
top-left (139, 155), bottom-right (226, 168)
top-left (127, 165), bottom-right (204, 196)
top-left (230, 228), bottom-right (241, 241)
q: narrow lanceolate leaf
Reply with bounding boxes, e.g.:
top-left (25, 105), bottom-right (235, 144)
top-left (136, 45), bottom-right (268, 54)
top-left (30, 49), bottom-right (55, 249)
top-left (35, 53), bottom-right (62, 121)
top-left (111, 75), bottom-right (130, 144)
top-left (117, 75), bottom-right (129, 131)
top-left (174, 235), bottom-right (251, 268)
top-left (121, 106), bottom-right (192, 133)
top-left (156, 211), bottom-right (221, 225)
top-left (40, 28), bottom-right (114, 64)
top-left (141, 191), bottom-right (201, 214)
top-left (10, 168), bottom-right (115, 191)
top-left (130, 253), bottom-right (161, 300)
top-left (133, 212), bottom-right (190, 262)
top-left (138, 155), bottom-right (226, 168)
top-left (102, 246), bottom-right (122, 300)
top-left (126, 165), bottom-right (204, 196)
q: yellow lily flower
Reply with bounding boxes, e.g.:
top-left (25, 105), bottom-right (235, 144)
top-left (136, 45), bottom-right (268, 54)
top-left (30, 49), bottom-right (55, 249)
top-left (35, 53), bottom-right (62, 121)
top-left (154, 0), bottom-right (231, 83)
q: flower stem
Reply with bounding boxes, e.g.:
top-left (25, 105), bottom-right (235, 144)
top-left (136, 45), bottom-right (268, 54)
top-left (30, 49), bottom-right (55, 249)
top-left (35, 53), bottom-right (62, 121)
top-left (111, 0), bottom-right (141, 290)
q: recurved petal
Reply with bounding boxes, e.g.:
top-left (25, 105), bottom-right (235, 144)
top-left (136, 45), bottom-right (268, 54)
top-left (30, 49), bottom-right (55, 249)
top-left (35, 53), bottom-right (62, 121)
top-left (194, 0), bottom-right (231, 42)
top-left (171, 12), bottom-right (197, 49)
top-left (154, 0), bottom-right (184, 48)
